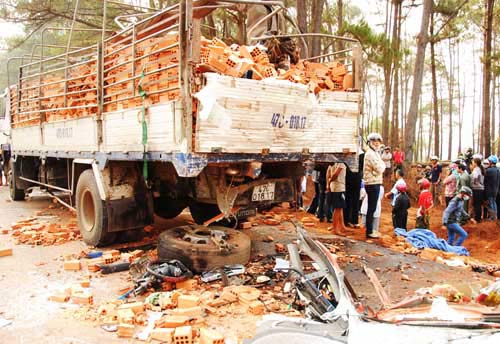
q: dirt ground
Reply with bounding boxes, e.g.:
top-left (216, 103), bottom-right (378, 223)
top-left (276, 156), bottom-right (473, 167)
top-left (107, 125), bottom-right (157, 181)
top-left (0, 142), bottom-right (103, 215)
top-left (0, 185), bottom-right (497, 343)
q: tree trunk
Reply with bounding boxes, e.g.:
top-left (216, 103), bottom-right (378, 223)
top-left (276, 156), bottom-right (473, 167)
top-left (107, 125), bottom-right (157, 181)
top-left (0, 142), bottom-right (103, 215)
top-left (404, 0), bottom-right (432, 162)
top-left (497, 76), bottom-right (500, 154)
top-left (296, 0), bottom-right (308, 58)
top-left (447, 39), bottom-right (454, 161)
top-left (472, 39), bottom-right (477, 152)
top-left (206, 13), bottom-right (217, 38)
top-left (336, 0), bottom-right (344, 52)
top-left (481, 0), bottom-right (494, 156)
top-left (310, 0), bottom-right (325, 57)
top-left (491, 36), bottom-right (496, 146)
top-left (391, 0), bottom-right (402, 148)
top-left (457, 41), bottom-right (464, 155)
top-left (382, 0), bottom-right (398, 144)
top-left (430, 10), bottom-right (440, 157)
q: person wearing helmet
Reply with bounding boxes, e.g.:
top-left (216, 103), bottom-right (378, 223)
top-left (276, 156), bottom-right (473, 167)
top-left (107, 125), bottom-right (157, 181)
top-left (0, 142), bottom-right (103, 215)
top-left (424, 165), bottom-right (432, 181)
top-left (484, 155), bottom-right (500, 221)
top-left (470, 157), bottom-right (485, 222)
top-left (442, 186), bottom-right (476, 246)
top-left (416, 178), bottom-right (433, 229)
top-left (457, 164), bottom-right (471, 216)
top-left (385, 169), bottom-right (406, 205)
top-left (392, 182), bottom-right (410, 229)
top-left (363, 133), bottom-right (387, 238)
top-left (430, 156), bottom-right (443, 206)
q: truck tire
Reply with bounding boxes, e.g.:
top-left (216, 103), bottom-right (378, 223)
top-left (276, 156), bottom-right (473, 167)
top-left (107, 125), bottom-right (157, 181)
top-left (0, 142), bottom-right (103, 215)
top-left (76, 170), bottom-right (116, 246)
top-left (154, 197), bottom-right (187, 219)
top-left (188, 202), bottom-right (219, 224)
top-left (9, 161), bottom-right (25, 201)
top-left (158, 225), bottom-right (251, 273)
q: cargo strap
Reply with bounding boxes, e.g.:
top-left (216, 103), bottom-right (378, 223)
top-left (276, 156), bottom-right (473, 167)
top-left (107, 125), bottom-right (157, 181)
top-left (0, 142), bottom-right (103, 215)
top-left (137, 70), bottom-right (149, 181)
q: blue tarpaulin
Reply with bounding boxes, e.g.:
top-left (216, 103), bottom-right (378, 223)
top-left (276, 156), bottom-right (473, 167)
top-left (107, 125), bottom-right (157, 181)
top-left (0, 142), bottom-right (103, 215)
top-left (394, 228), bottom-right (470, 256)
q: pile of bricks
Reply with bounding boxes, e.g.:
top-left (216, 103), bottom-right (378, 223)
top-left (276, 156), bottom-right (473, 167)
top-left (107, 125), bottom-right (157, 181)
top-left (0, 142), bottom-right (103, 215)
top-left (10, 33), bottom-right (351, 128)
top-left (91, 278), bottom-right (291, 342)
top-left (103, 32), bottom-right (180, 113)
top-left (6, 218), bottom-right (80, 246)
top-left (13, 57), bottom-right (99, 127)
top-left (197, 37), bottom-right (353, 94)
top-left (49, 278), bottom-right (94, 305)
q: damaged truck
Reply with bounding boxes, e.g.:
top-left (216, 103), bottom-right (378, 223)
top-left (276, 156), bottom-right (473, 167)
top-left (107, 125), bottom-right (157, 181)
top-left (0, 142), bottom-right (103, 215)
top-left (1, 0), bottom-right (361, 246)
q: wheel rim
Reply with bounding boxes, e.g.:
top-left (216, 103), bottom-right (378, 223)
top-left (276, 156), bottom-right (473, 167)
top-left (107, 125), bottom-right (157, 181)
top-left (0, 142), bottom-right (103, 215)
top-left (80, 189), bottom-right (96, 233)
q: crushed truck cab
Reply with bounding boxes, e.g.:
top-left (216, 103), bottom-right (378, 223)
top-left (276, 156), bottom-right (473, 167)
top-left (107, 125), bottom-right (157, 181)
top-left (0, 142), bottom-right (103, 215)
top-left (3, 0), bottom-right (361, 246)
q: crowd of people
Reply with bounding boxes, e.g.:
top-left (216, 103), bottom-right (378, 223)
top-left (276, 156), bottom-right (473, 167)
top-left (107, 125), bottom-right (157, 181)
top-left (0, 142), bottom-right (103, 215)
top-left (303, 134), bottom-right (500, 247)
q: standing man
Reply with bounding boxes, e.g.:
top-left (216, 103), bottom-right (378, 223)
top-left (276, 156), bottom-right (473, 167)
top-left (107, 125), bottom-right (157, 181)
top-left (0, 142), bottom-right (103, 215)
top-left (363, 133), bottom-right (387, 239)
top-left (497, 161), bottom-right (500, 224)
top-left (381, 146), bottom-right (392, 184)
top-left (457, 164), bottom-right (471, 216)
top-left (484, 155), bottom-right (500, 221)
top-left (393, 146), bottom-right (405, 175)
top-left (464, 148), bottom-right (473, 173)
top-left (430, 156), bottom-right (443, 206)
top-left (442, 186), bottom-right (475, 246)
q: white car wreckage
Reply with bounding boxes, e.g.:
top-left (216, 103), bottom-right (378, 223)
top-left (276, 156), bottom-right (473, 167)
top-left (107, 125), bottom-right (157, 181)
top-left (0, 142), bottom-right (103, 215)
top-left (246, 224), bottom-right (500, 344)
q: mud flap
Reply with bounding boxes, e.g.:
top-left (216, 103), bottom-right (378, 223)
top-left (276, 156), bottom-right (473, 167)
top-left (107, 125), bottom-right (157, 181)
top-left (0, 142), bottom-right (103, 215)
top-left (106, 196), bottom-right (153, 233)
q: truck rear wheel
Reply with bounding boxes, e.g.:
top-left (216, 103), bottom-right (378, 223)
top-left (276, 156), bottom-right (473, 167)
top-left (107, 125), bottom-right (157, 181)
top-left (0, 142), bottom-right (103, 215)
top-left (76, 170), bottom-right (116, 246)
top-left (154, 196), bottom-right (187, 219)
top-left (9, 161), bottom-right (25, 201)
top-left (188, 202), bottom-right (220, 225)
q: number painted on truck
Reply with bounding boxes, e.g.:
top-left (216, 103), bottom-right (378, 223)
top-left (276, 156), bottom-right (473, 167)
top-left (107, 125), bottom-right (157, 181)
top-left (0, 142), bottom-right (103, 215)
top-left (271, 113), bottom-right (307, 129)
top-left (56, 127), bottom-right (73, 139)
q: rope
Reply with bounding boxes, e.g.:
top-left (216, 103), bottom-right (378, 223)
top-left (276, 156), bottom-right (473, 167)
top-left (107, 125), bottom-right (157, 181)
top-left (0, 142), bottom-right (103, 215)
top-left (137, 69), bottom-right (148, 181)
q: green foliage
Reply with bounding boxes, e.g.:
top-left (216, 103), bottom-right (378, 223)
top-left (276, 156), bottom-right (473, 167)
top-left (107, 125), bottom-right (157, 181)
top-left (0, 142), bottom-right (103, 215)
top-left (343, 20), bottom-right (394, 67)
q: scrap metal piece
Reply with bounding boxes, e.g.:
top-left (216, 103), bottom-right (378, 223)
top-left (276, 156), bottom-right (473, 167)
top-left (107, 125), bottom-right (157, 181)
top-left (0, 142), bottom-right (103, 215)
top-left (200, 264), bottom-right (245, 283)
top-left (363, 265), bottom-right (392, 309)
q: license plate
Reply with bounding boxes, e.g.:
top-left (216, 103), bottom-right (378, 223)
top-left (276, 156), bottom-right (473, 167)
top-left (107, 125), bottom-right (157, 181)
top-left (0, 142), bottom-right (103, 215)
top-left (252, 182), bottom-right (276, 201)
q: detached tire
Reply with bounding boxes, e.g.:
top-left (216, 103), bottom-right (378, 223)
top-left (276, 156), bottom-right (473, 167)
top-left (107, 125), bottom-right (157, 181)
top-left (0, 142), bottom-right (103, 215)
top-left (9, 161), bottom-right (25, 201)
top-left (76, 170), bottom-right (116, 246)
top-left (158, 225), bottom-right (251, 273)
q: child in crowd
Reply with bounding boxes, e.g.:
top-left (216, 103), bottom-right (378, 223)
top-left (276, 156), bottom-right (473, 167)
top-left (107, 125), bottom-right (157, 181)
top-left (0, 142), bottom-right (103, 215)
top-left (416, 178), bottom-right (433, 229)
top-left (392, 183), bottom-right (410, 229)
top-left (442, 186), bottom-right (475, 246)
top-left (385, 169), bottom-right (405, 204)
top-left (360, 182), bottom-right (384, 237)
